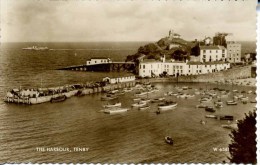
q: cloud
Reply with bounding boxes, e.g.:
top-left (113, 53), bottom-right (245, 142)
top-left (1, 0), bottom-right (257, 42)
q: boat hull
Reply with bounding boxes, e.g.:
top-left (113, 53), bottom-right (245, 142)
top-left (158, 104), bottom-right (177, 111)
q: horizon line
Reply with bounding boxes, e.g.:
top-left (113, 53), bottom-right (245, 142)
top-left (0, 40), bottom-right (257, 43)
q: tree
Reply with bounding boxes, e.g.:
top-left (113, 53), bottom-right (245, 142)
top-left (228, 110), bottom-right (256, 164)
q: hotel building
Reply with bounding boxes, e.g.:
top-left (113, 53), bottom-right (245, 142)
top-left (138, 45), bottom-right (230, 77)
top-left (226, 41), bottom-right (241, 63)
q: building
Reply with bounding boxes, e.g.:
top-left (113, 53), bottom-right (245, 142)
top-left (102, 75), bottom-right (136, 84)
top-left (169, 29), bottom-right (181, 39)
top-left (226, 41), bottom-right (241, 63)
top-left (199, 46), bottom-right (227, 62)
top-left (138, 58), bottom-right (230, 78)
top-left (204, 37), bottom-right (212, 45)
top-left (86, 57), bottom-right (111, 65)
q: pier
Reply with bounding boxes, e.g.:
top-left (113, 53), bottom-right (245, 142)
top-left (4, 81), bottom-right (136, 105)
top-left (58, 62), bottom-right (135, 72)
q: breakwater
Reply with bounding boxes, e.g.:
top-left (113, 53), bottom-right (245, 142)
top-left (4, 81), bottom-right (136, 105)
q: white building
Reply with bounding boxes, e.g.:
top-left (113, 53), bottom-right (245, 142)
top-left (86, 58), bottom-right (111, 65)
top-left (199, 46), bottom-right (227, 62)
top-left (102, 75), bottom-right (135, 84)
top-left (226, 41), bottom-right (241, 63)
top-left (139, 58), bottom-right (230, 78)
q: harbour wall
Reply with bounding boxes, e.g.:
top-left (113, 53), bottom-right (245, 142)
top-left (178, 65), bottom-right (252, 83)
top-left (136, 65), bottom-right (253, 84)
top-left (81, 81), bottom-right (136, 95)
top-left (5, 81), bottom-right (136, 105)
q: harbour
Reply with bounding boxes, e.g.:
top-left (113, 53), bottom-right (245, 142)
top-left (0, 42), bottom-right (256, 163)
top-left (0, 0), bottom-right (258, 163)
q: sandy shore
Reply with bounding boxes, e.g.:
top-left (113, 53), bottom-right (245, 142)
top-left (222, 78), bottom-right (256, 87)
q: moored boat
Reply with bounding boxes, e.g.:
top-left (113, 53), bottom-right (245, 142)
top-left (205, 106), bottom-right (216, 113)
top-left (103, 102), bottom-right (121, 108)
top-left (226, 100), bottom-right (237, 105)
top-left (135, 91), bottom-right (148, 97)
top-left (219, 115), bottom-right (234, 120)
top-left (158, 101), bottom-right (177, 111)
top-left (151, 97), bottom-right (165, 103)
top-left (200, 97), bottom-right (212, 103)
top-left (132, 101), bottom-right (147, 107)
top-left (222, 124), bottom-right (237, 130)
top-left (196, 104), bottom-right (207, 108)
top-left (139, 105), bottom-right (150, 110)
top-left (101, 94), bottom-right (118, 101)
top-left (103, 108), bottom-right (128, 114)
top-left (50, 95), bottom-right (66, 103)
top-left (133, 98), bottom-right (141, 102)
top-left (205, 114), bottom-right (217, 119)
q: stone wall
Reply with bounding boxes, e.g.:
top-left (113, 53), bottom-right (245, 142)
top-left (178, 65), bottom-right (252, 83)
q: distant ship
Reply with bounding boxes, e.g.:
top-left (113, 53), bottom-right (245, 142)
top-left (22, 46), bottom-right (49, 51)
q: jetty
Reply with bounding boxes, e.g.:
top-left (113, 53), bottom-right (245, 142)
top-left (4, 75), bottom-right (136, 105)
top-left (58, 62), bottom-right (135, 72)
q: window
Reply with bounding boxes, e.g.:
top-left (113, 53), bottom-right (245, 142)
top-left (210, 50), bottom-right (211, 53)
top-left (222, 50), bottom-right (225, 53)
top-left (189, 65), bottom-right (190, 68)
top-left (216, 50), bottom-right (218, 53)
top-left (189, 70), bottom-right (190, 72)
top-left (197, 65), bottom-right (198, 68)
top-left (95, 61), bottom-right (97, 63)
top-left (203, 55), bottom-right (206, 58)
top-left (101, 60), bottom-right (103, 63)
top-left (203, 50), bottom-right (206, 53)
top-left (139, 65), bottom-right (141, 69)
top-left (180, 66), bottom-right (182, 69)
top-left (151, 64), bottom-right (153, 68)
top-left (143, 65), bottom-right (145, 69)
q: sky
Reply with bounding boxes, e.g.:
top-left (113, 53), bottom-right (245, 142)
top-left (0, 0), bottom-right (257, 42)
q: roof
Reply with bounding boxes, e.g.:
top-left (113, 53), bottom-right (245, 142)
top-left (141, 59), bottom-right (161, 63)
top-left (200, 45), bottom-right (226, 50)
top-left (187, 61), bottom-right (230, 65)
top-left (102, 74), bottom-right (135, 79)
top-left (87, 57), bottom-right (110, 60)
top-left (165, 60), bottom-right (185, 63)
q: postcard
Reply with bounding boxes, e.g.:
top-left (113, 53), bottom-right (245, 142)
top-left (0, 0), bottom-right (257, 164)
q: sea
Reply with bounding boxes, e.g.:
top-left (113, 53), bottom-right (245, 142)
top-left (0, 41), bottom-right (256, 163)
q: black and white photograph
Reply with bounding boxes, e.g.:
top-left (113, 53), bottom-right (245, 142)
top-left (0, 0), bottom-right (257, 164)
